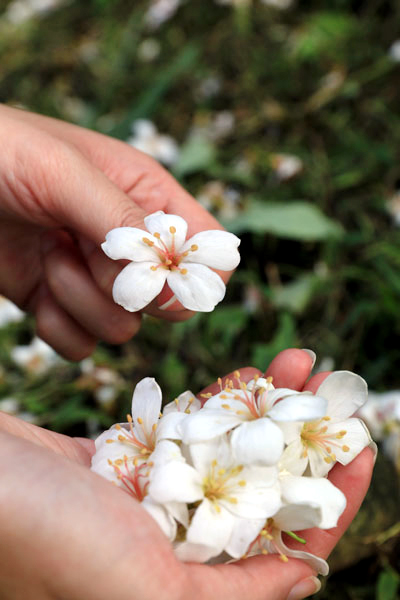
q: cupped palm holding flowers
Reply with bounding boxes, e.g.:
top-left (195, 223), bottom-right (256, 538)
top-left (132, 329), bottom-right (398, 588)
top-left (102, 211), bottom-right (241, 312)
top-left (91, 365), bottom-right (373, 572)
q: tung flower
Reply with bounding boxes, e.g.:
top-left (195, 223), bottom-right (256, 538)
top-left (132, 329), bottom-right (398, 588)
top-left (279, 371), bottom-right (372, 477)
top-left (102, 211), bottom-right (241, 312)
top-left (180, 373), bottom-right (327, 467)
top-left (148, 435), bottom-right (281, 562)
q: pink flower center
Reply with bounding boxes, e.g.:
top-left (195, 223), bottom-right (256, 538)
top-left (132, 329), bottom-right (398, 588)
top-left (142, 227), bottom-right (198, 274)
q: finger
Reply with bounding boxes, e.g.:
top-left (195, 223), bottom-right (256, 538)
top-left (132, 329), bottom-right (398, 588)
top-left (187, 554), bottom-right (312, 600)
top-left (35, 284), bottom-right (98, 360)
top-left (41, 231), bottom-right (141, 346)
top-left (303, 371), bottom-right (331, 394)
top-left (265, 349), bottom-right (316, 390)
top-left (0, 412), bottom-right (92, 466)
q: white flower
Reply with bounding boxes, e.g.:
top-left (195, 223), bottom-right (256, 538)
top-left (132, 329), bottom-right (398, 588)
top-left (102, 211), bottom-right (241, 313)
top-left (11, 337), bottom-right (61, 375)
top-left (270, 153), bottom-right (303, 181)
top-left (148, 435), bottom-right (281, 562)
top-left (4, 0), bottom-right (67, 24)
top-left (244, 472), bottom-right (346, 575)
top-left (127, 120), bottom-right (179, 166)
top-left (79, 358), bottom-right (123, 409)
top-left (144, 0), bottom-right (181, 29)
top-left (180, 373), bottom-right (327, 467)
top-left (280, 371), bottom-right (372, 478)
top-left (0, 296), bottom-right (25, 327)
top-left (197, 181), bottom-right (241, 221)
top-left (389, 40), bottom-right (400, 62)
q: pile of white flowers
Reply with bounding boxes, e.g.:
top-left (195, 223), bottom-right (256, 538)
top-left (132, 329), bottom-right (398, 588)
top-left (91, 369), bottom-right (373, 574)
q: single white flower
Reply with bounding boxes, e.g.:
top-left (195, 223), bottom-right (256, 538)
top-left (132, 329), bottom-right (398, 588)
top-left (244, 472), bottom-right (346, 575)
top-left (144, 0), bottom-right (181, 29)
top-left (0, 296), bottom-right (25, 327)
top-left (102, 210), bottom-right (241, 313)
top-left (11, 336), bottom-right (61, 375)
top-left (389, 40), bottom-right (400, 62)
top-left (127, 120), bottom-right (179, 166)
top-left (180, 373), bottom-right (327, 467)
top-left (149, 435), bottom-right (281, 562)
top-left (280, 371), bottom-right (373, 478)
top-left (270, 153), bottom-right (303, 181)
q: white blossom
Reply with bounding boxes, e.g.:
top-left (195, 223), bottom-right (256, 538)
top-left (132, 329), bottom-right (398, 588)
top-left (280, 371), bottom-right (372, 477)
top-left (0, 296), bottom-right (25, 327)
top-left (11, 337), bottom-right (61, 375)
top-left (180, 373), bottom-right (327, 466)
top-left (149, 435), bottom-right (281, 562)
top-left (4, 0), bottom-right (67, 24)
top-left (270, 153), bottom-right (303, 181)
top-left (127, 120), bottom-right (179, 166)
top-left (144, 0), bottom-right (181, 29)
top-left (102, 210), bottom-right (241, 313)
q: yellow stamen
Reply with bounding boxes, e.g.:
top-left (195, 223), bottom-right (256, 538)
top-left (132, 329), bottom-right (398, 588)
top-left (169, 226), bottom-right (176, 234)
top-left (180, 268), bottom-right (188, 275)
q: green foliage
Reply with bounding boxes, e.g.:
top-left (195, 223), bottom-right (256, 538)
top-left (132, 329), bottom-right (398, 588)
top-left (226, 199), bottom-right (343, 240)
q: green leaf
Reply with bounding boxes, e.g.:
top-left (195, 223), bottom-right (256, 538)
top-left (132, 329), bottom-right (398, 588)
top-left (251, 313), bottom-right (297, 371)
top-left (376, 567), bottom-right (400, 600)
top-left (271, 274), bottom-right (319, 314)
top-left (225, 199), bottom-right (343, 241)
top-left (206, 305), bottom-right (249, 348)
top-left (173, 135), bottom-right (217, 178)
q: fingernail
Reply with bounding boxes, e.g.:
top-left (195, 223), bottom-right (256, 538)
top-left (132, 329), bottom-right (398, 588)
top-left (287, 576), bottom-right (321, 600)
top-left (301, 349), bottom-right (316, 368)
top-left (40, 232), bottom-right (58, 255)
top-left (369, 441), bottom-right (378, 464)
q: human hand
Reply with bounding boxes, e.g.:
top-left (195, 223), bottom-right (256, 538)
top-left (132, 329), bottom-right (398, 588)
top-left (0, 349), bottom-right (374, 600)
top-left (0, 105), bottom-right (229, 360)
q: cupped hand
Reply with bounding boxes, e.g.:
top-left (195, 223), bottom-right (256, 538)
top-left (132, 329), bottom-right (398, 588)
top-left (0, 349), bottom-right (374, 600)
top-left (0, 105), bottom-right (229, 360)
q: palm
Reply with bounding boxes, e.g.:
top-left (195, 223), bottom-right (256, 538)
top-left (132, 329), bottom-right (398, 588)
top-left (0, 350), bottom-right (374, 600)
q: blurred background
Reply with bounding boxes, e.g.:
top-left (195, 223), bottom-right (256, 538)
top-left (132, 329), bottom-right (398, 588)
top-left (0, 0), bottom-right (400, 596)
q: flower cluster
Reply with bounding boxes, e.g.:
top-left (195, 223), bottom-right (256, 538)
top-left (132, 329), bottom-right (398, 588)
top-left (102, 211), bottom-right (241, 313)
top-left (91, 368), bottom-right (373, 574)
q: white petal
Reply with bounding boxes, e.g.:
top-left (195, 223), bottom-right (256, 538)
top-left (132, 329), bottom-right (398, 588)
top-left (273, 504), bottom-right (322, 532)
top-left (188, 436), bottom-right (232, 475)
top-left (225, 518), bottom-right (265, 559)
top-left (149, 439), bottom-right (185, 466)
top-left (327, 418), bottom-right (372, 466)
top-left (148, 461), bottom-right (203, 504)
top-left (112, 261), bottom-right (167, 311)
top-left (163, 390), bottom-right (201, 415)
top-left (202, 394), bottom-right (251, 418)
top-left (144, 211), bottom-right (188, 251)
top-left (230, 420), bottom-right (284, 466)
top-left (102, 227), bottom-right (159, 262)
top-left (167, 264), bottom-right (226, 312)
top-left (187, 499), bottom-right (234, 555)
top-left (91, 426), bottom-right (141, 482)
top-left (308, 446), bottom-right (331, 478)
top-left (156, 412), bottom-right (186, 441)
top-left (180, 409), bottom-right (242, 444)
top-left (268, 394), bottom-right (327, 422)
top-left (174, 541), bottom-right (219, 563)
top-left (317, 371), bottom-right (368, 419)
top-left (273, 534), bottom-right (329, 577)
top-left (279, 475), bottom-right (346, 529)
top-left (221, 472), bottom-right (281, 520)
top-left (131, 377), bottom-right (162, 436)
top-left (142, 498), bottom-right (177, 541)
top-left (279, 439), bottom-right (308, 476)
top-left (181, 230), bottom-right (241, 270)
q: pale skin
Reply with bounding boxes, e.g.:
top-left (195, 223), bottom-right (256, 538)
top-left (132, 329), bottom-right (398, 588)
top-left (0, 108), bottom-right (374, 598)
top-left (0, 349), bottom-right (374, 600)
top-left (0, 104), bottom-right (226, 360)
